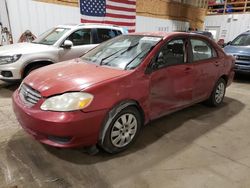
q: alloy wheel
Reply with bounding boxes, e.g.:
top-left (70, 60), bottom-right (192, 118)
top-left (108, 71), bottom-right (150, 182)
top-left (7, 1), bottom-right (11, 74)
top-left (110, 113), bottom-right (138, 148)
top-left (215, 82), bottom-right (225, 104)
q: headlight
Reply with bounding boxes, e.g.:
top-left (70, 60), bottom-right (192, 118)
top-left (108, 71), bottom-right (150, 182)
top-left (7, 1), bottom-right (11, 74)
top-left (0, 54), bottom-right (22, 65)
top-left (41, 92), bottom-right (94, 112)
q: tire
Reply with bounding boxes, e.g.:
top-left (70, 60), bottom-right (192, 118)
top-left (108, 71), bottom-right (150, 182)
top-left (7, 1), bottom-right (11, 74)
top-left (100, 106), bottom-right (142, 154)
top-left (24, 64), bottom-right (45, 78)
top-left (206, 78), bottom-right (226, 107)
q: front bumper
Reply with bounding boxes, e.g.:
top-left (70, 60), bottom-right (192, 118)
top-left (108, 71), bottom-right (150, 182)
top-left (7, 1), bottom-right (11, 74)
top-left (12, 90), bottom-right (108, 148)
top-left (0, 64), bottom-right (22, 81)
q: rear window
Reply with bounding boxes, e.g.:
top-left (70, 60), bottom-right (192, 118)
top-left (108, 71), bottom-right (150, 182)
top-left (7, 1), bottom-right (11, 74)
top-left (191, 39), bottom-right (213, 61)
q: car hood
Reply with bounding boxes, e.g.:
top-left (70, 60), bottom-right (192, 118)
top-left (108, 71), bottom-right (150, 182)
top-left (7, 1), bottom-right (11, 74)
top-left (24, 59), bottom-right (130, 97)
top-left (224, 45), bottom-right (250, 55)
top-left (0, 42), bottom-right (55, 56)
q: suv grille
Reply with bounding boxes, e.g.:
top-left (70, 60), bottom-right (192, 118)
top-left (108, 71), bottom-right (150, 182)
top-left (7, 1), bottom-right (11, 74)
top-left (19, 84), bottom-right (41, 107)
top-left (236, 55), bottom-right (250, 62)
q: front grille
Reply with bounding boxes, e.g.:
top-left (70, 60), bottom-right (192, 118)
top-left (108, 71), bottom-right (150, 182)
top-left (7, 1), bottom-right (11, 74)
top-left (19, 84), bottom-right (41, 107)
top-left (236, 55), bottom-right (250, 61)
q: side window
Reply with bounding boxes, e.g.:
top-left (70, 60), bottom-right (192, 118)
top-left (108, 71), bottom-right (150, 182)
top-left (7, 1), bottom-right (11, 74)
top-left (190, 39), bottom-right (214, 61)
top-left (154, 39), bottom-right (185, 69)
top-left (97, 29), bottom-right (116, 43)
top-left (114, 29), bottom-right (122, 36)
top-left (66, 29), bottom-right (92, 46)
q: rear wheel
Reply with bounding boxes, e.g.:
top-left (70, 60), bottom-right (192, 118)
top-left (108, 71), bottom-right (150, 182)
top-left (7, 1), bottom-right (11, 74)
top-left (206, 78), bottom-right (226, 107)
top-left (100, 106), bottom-right (142, 154)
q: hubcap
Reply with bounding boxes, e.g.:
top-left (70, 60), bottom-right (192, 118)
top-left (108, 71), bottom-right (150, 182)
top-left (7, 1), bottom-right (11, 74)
top-left (215, 82), bottom-right (225, 104)
top-left (111, 113), bottom-right (138, 148)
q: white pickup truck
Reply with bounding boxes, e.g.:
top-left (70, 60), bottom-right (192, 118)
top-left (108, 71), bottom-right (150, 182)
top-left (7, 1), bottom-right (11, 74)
top-left (0, 23), bottom-right (127, 82)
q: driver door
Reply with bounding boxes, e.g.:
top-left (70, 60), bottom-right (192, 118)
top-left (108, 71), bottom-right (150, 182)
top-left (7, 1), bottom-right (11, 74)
top-left (149, 38), bottom-right (195, 119)
top-left (58, 29), bottom-right (97, 61)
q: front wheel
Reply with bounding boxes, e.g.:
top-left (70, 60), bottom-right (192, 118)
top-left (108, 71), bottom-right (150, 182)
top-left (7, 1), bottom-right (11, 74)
top-left (100, 106), bottom-right (142, 154)
top-left (23, 64), bottom-right (45, 78)
top-left (206, 78), bottom-right (226, 107)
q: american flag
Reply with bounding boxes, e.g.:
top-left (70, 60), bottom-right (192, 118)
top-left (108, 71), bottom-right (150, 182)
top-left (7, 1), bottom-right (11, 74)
top-left (80, 0), bottom-right (136, 33)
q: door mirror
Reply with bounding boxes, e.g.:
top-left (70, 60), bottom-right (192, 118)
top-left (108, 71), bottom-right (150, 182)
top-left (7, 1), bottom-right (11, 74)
top-left (62, 40), bottom-right (73, 49)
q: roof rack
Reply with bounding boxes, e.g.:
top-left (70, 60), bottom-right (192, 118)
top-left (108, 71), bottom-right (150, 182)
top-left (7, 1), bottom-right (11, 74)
top-left (76, 23), bottom-right (120, 27)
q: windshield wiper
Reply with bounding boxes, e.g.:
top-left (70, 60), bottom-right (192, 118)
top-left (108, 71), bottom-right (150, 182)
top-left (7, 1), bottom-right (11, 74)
top-left (120, 42), bottom-right (139, 55)
top-left (124, 47), bottom-right (153, 70)
top-left (100, 42), bottom-right (139, 66)
top-left (100, 48), bottom-right (125, 65)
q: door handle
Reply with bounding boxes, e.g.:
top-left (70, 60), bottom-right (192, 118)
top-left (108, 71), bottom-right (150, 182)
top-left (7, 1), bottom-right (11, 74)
top-left (215, 61), bottom-right (219, 67)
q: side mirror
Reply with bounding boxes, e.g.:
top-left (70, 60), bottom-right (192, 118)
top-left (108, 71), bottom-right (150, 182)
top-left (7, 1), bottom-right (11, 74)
top-left (62, 40), bottom-right (73, 49)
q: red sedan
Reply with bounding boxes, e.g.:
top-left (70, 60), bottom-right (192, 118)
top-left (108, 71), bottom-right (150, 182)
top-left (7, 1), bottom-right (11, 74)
top-left (12, 32), bottom-right (235, 154)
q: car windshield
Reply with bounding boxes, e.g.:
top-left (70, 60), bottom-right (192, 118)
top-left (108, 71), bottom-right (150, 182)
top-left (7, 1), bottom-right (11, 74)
top-left (32, 27), bottom-right (70, 45)
top-left (231, 34), bottom-right (250, 46)
top-left (81, 35), bottom-right (162, 70)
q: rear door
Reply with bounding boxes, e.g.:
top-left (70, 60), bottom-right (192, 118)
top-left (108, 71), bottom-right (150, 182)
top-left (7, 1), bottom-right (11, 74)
top-left (149, 37), bottom-right (195, 119)
top-left (189, 37), bottom-right (220, 102)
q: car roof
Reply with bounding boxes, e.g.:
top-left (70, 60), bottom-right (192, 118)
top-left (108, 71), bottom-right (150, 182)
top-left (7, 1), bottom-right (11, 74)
top-left (56, 23), bottom-right (123, 30)
top-left (191, 31), bottom-right (212, 35)
top-left (127, 32), bottom-right (207, 39)
top-left (241, 30), bottom-right (250, 35)
top-left (128, 32), bottom-right (187, 38)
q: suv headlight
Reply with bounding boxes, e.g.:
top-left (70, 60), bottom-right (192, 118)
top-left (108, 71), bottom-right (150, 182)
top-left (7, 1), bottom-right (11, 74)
top-left (0, 54), bottom-right (22, 65)
top-left (41, 92), bottom-right (94, 112)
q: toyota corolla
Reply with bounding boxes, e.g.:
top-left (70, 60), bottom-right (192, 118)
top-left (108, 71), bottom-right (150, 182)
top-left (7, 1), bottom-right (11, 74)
top-left (12, 32), bottom-right (235, 154)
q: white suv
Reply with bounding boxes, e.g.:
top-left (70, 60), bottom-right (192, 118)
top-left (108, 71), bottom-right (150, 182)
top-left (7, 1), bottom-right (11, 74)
top-left (0, 24), bottom-right (127, 82)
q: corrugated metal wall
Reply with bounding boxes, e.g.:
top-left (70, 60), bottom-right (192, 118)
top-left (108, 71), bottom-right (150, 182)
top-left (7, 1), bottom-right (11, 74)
top-left (205, 14), bottom-right (250, 42)
top-left (6, 0), bottom-right (80, 42)
top-left (136, 16), bottom-right (189, 32)
top-left (3, 0), bottom-right (189, 42)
